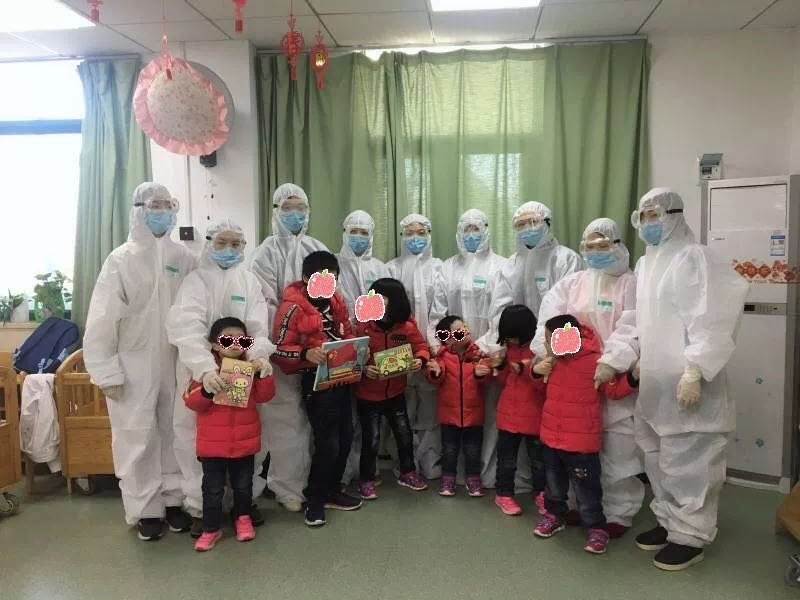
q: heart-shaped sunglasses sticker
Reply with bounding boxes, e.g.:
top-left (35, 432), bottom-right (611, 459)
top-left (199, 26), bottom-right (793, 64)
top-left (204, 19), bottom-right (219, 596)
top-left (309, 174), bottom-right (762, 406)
top-left (355, 289), bottom-right (385, 323)
top-left (307, 269), bottom-right (336, 299)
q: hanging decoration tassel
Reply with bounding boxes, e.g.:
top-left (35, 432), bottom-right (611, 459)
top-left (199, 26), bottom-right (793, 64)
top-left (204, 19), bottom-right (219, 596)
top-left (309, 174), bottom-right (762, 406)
top-left (87, 0), bottom-right (103, 23)
top-left (281, 2), bottom-right (305, 82)
top-left (310, 30), bottom-right (329, 90)
top-left (161, 18), bottom-right (173, 80)
top-left (233, 0), bottom-right (247, 33)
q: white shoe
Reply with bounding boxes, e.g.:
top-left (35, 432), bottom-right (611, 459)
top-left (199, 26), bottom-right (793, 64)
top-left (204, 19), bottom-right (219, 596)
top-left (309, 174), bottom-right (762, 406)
top-left (280, 499), bottom-right (303, 513)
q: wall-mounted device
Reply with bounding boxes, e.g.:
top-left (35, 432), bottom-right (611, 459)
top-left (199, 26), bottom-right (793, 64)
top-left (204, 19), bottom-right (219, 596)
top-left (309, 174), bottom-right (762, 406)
top-left (199, 151), bottom-right (217, 168)
top-left (179, 226), bottom-right (196, 242)
top-left (699, 153), bottom-right (723, 181)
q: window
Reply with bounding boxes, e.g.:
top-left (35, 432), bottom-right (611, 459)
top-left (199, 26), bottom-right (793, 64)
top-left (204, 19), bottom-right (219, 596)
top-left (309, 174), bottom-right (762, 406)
top-left (0, 60), bottom-right (83, 307)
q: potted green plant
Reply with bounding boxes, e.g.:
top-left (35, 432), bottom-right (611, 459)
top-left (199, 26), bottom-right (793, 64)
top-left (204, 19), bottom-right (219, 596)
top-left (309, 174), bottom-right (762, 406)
top-left (0, 291), bottom-right (27, 324)
top-left (33, 271), bottom-right (71, 321)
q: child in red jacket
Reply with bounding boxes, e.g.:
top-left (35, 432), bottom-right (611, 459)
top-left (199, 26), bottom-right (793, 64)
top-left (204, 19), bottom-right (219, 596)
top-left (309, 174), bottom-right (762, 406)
top-left (426, 315), bottom-right (491, 498)
top-left (490, 305), bottom-right (546, 517)
top-left (183, 317), bottom-right (275, 552)
top-left (272, 251), bottom-right (362, 528)
top-left (532, 314), bottom-right (639, 555)
top-left (355, 278), bottom-right (430, 500)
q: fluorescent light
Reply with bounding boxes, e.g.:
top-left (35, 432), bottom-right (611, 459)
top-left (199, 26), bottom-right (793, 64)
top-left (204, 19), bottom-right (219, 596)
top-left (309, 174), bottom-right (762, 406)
top-left (430, 0), bottom-right (540, 12)
top-left (3, 0), bottom-right (95, 33)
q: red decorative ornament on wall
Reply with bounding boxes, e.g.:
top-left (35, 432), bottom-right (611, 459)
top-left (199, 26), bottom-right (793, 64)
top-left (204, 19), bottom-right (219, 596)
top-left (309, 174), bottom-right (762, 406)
top-left (310, 31), bottom-right (329, 90)
top-left (281, 13), bottom-right (305, 81)
top-left (87, 0), bottom-right (103, 23)
top-left (233, 0), bottom-right (247, 33)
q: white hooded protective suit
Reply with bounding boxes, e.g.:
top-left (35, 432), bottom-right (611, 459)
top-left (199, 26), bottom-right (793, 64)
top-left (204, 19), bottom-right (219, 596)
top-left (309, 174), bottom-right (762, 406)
top-left (167, 219), bottom-right (274, 516)
top-left (429, 209), bottom-right (509, 486)
top-left (387, 214), bottom-right (444, 479)
top-left (249, 183), bottom-right (326, 504)
top-left (627, 188), bottom-right (749, 548)
top-left (336, 210), bottom-right (391, 320)
top-left (532, 218), bottom-right (644, 527)
top-left (84, 182), bottom-right (197, 525)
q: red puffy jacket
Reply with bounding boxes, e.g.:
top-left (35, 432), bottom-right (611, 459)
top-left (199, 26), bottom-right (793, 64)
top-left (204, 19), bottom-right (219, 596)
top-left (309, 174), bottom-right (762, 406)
top-left (272, 281), bottom-right (353, 375)
top-left (539, 324), bottom-right (637, 454)
top-left (355, 318), bottom-right (430, 402)
top-left (426, 344), bottom-right (489, 427)
top-left (496, 343), bottom-right (546, 436)
top-left (184, 371), bottom-right (275, 459)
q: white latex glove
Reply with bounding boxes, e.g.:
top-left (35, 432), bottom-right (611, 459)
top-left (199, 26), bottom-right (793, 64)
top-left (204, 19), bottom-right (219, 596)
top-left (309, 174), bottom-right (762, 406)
top-left (677, 363), bottom-right (702, 409)
top-left (251, 357), bottom-right (273, 378)
top-left (594, 363), bottom-right (617, 390)
top-left (202, 371), bottom-right (225, 395)
top-left (101, 385), bottom-right (123, 401)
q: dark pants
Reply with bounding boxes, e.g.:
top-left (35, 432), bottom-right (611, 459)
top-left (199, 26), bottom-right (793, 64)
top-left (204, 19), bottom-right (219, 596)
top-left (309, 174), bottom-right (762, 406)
top-left (441, 424), bottom-right (483, 477)
top-left (200, 455), bottom-right (254, 533)
top-left (543, 445), bottom-right (606, 530)
top-left (358, 394), bottom-right (415, 481)
top-left (302, 373), bottom-right (354, 507)
top-left (496, 429), bottom-right (545, 497)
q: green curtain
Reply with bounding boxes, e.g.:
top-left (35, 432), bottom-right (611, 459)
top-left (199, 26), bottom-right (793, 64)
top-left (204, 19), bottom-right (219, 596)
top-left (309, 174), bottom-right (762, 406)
top-left (72, 59), bottom-right (151, 331)
top-left (258, 41), bottom-right (649, 262)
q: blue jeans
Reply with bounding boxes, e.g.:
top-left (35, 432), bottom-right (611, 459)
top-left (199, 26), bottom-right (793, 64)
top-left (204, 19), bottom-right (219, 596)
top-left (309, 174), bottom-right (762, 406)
top-left (543, 446), bottom-right (606, 530)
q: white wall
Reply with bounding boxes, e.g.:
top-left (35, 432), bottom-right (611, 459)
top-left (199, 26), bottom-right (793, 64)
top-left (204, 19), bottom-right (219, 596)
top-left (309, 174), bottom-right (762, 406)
top-left (150, 40), bottom-right (260, 258)
top-left (649, 31), bottom-right (798, 234)
top-left (791, 30), bottom-right (800, 174)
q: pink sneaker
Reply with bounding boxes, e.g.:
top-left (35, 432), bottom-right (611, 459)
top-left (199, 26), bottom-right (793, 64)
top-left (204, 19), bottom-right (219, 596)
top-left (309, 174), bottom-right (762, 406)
top-left (534, 513), bottom-right (566, 538)
top-left (495, 495), bottom-right (523, 516)
top-left (235, 516), bottom-right (255, 542)
top-left (535, 491), bottom-right (546, 515)
top-left (194, 530), bottom-right (223, 551)
top-left (465, 476), bottom-right (484, 497)
top-left (584, 528), bottom-right (610, 554)
top-left (439, 475), bottom-right (456, 496)
top-left (397, 471), bottom-right (428, 491)
top-left (359, 480), bottom-right (378, 500)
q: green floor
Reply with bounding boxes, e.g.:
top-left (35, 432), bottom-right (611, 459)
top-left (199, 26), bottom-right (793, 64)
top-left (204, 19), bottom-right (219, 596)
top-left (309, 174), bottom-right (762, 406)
top-left (1, 474), bottom-right (798, 600)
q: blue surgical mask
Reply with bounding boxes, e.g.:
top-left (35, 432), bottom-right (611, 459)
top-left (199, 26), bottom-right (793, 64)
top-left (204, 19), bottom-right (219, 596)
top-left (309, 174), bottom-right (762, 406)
top-left (641, 223), bottom-right (663, 246)
top-left (518, 226), bottom-right (544, 248)
top-left (405, 235), bottom-right (428, 255)
top-left (348, 234), bottom-right (370, 255)
top-left (210, 248), bottom-right (244, 269)
top-left (585, 251), bottom-right (617, 270)
top-left (463, 233), bottom-right (483, 253)
top-left (280, 211), bottom-right (306, 234)
top-left (146, 211), bottom-right (174, 236)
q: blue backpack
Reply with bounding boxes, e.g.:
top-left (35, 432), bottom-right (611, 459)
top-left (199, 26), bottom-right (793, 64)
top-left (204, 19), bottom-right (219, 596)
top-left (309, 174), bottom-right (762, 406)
top-left (13, 317), bottom-right (80, 374)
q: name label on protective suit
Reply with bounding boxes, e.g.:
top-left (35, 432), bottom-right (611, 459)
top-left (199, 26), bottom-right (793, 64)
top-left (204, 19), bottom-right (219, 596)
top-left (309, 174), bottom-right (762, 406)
top-left (165, 265), bottom-right (179, 275)
top-left (473, 277), bottom-right (488, 288)
top-left (535, 277), bottom-right (546, 283)
top-left (597, 299), bottom-right (614, 312)
top-left (231, 295), bottom-right (246, 302)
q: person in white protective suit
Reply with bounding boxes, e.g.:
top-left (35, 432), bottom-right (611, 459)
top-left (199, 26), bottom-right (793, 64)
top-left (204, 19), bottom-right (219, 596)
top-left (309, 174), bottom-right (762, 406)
top-left (428, 209), bottom-right (509, 487)
top-left (531, 218), bottom-right (643, 538)
top-left (249, 183), bottom-right (328, 512)
top-left (601, 188), bottom-right (748, 571)
top-left (387, 214), bottom-right (444, 479)
top-left (167, 219), bottom-right (274, 537)
top-left (84, 182), bottom-right (197, 541)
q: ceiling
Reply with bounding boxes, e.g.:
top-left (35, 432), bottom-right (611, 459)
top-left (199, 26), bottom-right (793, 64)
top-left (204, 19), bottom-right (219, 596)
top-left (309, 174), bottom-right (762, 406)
top-left (2, 0), bottom-right (799, 60)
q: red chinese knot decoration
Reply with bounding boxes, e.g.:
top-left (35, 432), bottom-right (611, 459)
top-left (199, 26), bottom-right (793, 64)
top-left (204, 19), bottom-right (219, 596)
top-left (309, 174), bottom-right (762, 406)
top-left (310, 31), bottom-right (329, 89)
top-left (233, 0), bottom-right (247, 33)
top-left (87, 0), bottom-right (103, 23)
top-left (281, 14), bottom-right (305, 81)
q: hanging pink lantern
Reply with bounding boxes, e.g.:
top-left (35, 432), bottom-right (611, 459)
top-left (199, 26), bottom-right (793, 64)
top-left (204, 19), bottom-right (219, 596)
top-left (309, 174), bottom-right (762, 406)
top-left (281, 14), bottom-right (305, 82)
top-left (233, 0), bottom-right (247, 33)
top-left (310, 31), bottom-right (329, 90)
top-left (87, 0), bottom-right (103, 23)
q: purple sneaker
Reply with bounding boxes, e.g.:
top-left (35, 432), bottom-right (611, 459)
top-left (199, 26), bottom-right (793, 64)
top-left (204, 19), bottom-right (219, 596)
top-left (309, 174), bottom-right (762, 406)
top-left (465, 476), bottom-right (484, 497)
top-left (584, 528), bottom-right (610, 554)
top-left (534, 513), bottom-right (566, 538)
top-left (397, 471), bottom-right (428, 491)
top-left (359, 480), bottom-right (378, 500)
top-left (439, 475), bottom-right (456, 496)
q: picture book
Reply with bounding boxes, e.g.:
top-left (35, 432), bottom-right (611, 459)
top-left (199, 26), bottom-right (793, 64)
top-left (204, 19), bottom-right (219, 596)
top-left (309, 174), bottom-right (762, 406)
top-left (313, 336), bottom-right (370, 392)
top-left (374, 344), bottom-right (414, 380)
top-left (213, 358), bottom-right (254, 408)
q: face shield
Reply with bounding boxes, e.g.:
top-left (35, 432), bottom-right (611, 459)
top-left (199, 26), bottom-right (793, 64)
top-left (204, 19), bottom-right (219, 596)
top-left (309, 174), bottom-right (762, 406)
top-left (457, 210), bottom-right (490, 255)
top-left (633, 188), bottom-right (686, 246)
top-left (400, 215), bottom-right (432, 256)
top-left (133, 182), bottom-right (180, 237)
top-left (205, 219), bottom-right (246, 269)
top-left (580, 217), bottom-right (629, 274)
top-left (342, 210), bottom-right (375, 258)
top-left (272, 183), bottom-right (310, 236)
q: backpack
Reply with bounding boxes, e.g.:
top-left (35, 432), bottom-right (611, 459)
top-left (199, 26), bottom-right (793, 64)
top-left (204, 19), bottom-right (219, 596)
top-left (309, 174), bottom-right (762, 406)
top-left (13, 317), bottom-right (80, 374)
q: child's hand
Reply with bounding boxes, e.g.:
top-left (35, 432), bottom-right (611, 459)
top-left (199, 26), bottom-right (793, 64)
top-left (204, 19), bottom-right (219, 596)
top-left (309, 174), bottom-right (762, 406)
top-left (410, 358), bottom-right (423, 372)
top-left (306, 347), bottom-right (327, 365)
top-left (533, 357), bottom-right (554, 382)
top-left (427, 361), bottom-right (442, 378)
top-left (489, 350), bottom-right (505, 369)
top-left (366, 365), bottom-right (380, 379)
top-left (511, 362), bottom-right (522, 374)
top-left (475, 363), bottom-right (491, 377)
top-left (633, 359), bottom-right (640, 381)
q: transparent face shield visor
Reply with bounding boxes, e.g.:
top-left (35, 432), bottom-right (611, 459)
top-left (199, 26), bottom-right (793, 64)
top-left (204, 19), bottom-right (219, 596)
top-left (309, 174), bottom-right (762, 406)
top-left (579, 235), bottom-right (619, 254)
top-left (631, 204), bottom-right (683, 229)
top-left (512, 214), bottom-right (548, 233)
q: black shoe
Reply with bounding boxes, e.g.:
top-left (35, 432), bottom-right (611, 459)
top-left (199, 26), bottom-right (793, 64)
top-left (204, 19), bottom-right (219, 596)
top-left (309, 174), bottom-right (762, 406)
top-left (190, 517), bottom-right (203, 539)
top-left (304, 503), bottom-right (326, 527)
top-left (137, 518), bottom-right (165, 541)
top-left (165, 507), bottom-right (191, 533)
top-left (653, 543), bottom-right (704, 571)
top-left (324, 491), bottom-right (362, 511)
top-left (249, 504), bottom-right (265, 527)
top-left (635, 526), bottom-right (669, 551)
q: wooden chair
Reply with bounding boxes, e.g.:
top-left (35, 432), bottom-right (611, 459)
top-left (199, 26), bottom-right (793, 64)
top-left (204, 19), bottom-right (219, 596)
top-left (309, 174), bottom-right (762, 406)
top-left (0, 364), bottom-right (22, 499)
top-left (55, 349), bottom-right (114, 493)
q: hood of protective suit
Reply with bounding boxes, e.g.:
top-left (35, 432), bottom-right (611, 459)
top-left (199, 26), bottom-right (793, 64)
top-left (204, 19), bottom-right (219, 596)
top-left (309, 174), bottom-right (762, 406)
top-left (129, 182), bottom-right (180, 244)
top-left (201, 218), bottom-right (246, 270)
top-left (399, 213), bottom-right (433, 259)
top-left (514, 201), bottom-right (555, 253)
top-left (339, 209), bottom-right (375, 261)
top-left (457, 209), bottom-right (492, 257)
top-left (271, 183), bottom-right (310, 238)
top-left (582, 217), bottom-right (630, 277)
top-left (638, 187), bottom-right (691, 248)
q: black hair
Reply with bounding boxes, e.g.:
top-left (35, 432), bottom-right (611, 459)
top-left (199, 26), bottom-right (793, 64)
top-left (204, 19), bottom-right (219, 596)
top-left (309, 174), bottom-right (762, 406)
top-left (209, 316), bottom-right (247, 343)
top-left (497, 304), bottom-right (537, 346)
top-left (544, 314), bottom-right (581, 334)
top-left (435, 315), bottom-right (464, 333)
top-left (302, 251), bottom-right (339, 279)
top-left (369, 278), bottom-right (411, 325)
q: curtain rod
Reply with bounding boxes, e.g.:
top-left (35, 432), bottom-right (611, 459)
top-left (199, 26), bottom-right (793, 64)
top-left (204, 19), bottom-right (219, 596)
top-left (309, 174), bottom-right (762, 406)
top-left (0, 53), bottom-right (142, 64)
